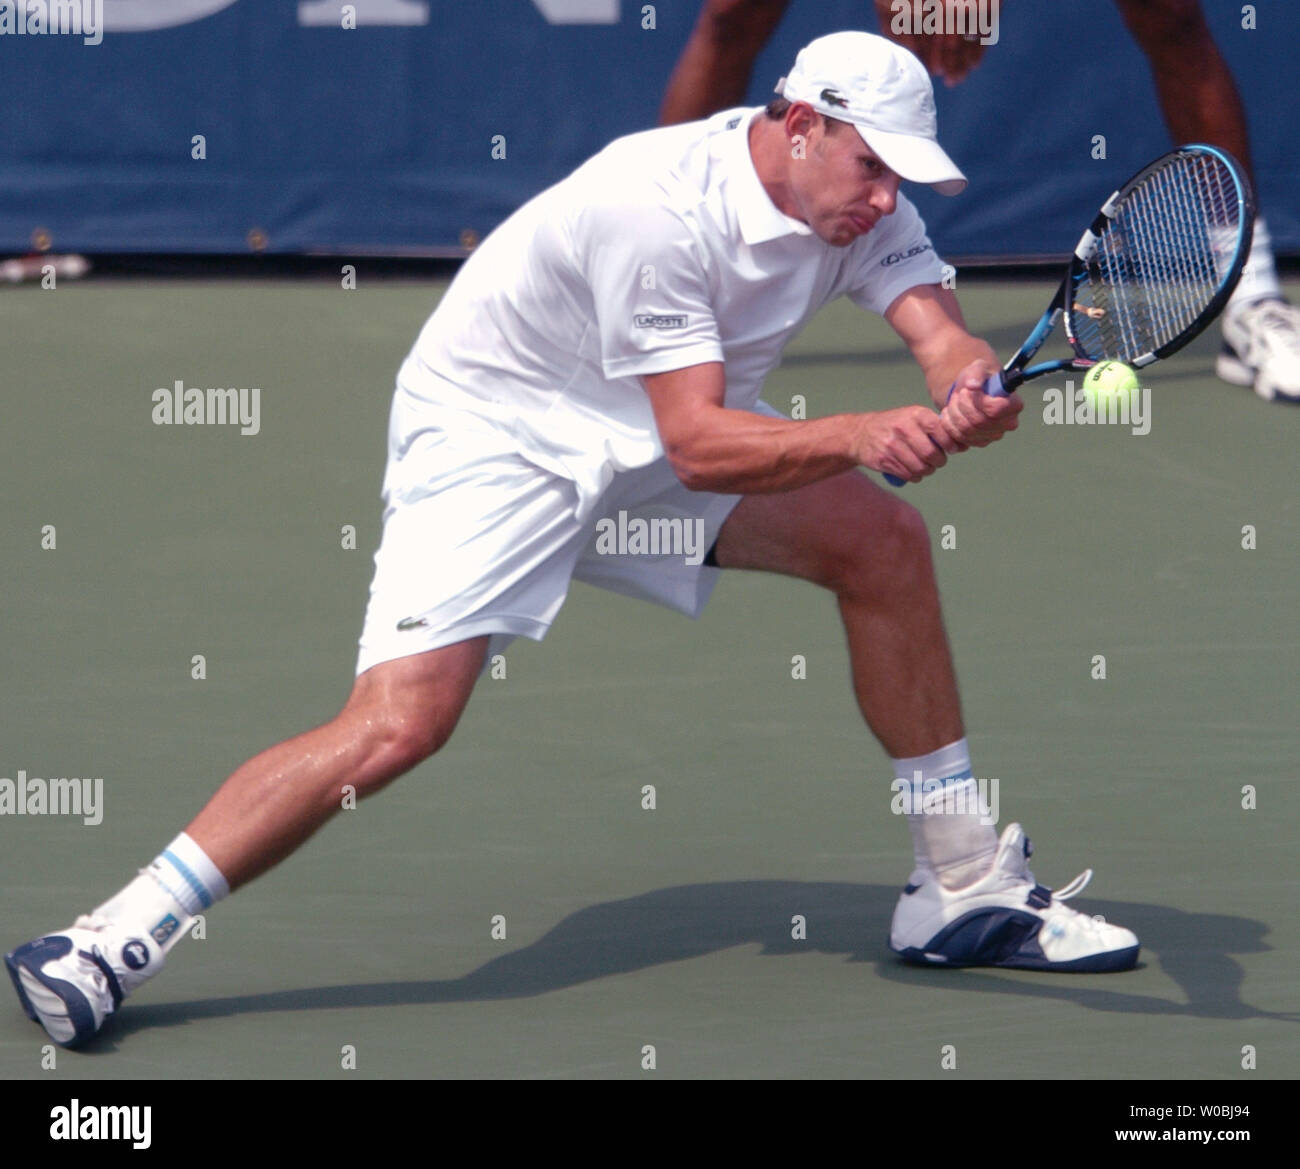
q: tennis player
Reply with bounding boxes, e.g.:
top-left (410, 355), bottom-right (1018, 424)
top-left (662, 0), bottom-right (1300, 404)
top-left (7, 31), bottom-right (1139, 1050)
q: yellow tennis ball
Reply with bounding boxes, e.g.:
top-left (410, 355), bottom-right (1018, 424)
top-left (1083, 361), bottom-right (1140, 404)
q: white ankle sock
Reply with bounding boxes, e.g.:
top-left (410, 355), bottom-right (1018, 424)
top-left (1228, 215), bottom-right (1282, 312)
top-left (892, 738), bottom-right (997, 890)
top-left (92, 832), bottom-right (230, 953)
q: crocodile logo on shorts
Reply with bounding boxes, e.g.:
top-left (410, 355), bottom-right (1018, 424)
top-left (396, 616), bottom-right (429, 631)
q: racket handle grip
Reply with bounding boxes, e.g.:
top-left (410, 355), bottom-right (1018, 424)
top-left (982, 369), bottom-right (1009, 398)
top-left (883, 370), bottom-right (1009, 486)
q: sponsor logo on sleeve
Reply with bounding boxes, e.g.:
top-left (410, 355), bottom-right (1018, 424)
top-left (634, 314), bottom-right (688, 330)
top-left (881, 243), bottom-right (934, 267)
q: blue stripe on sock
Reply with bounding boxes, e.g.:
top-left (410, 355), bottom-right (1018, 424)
top-left (162, 849), bottom-right (213, 910)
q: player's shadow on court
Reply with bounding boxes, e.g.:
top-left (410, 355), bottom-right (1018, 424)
top-left (109, 881), bottom-right (1290, 1048)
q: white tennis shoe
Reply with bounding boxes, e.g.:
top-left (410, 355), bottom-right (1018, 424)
top-left (890, 823), bottom-right (1140, 972)
top-left (1217, 298), bottom-right (1300, 403)
top-left (5, 914), bottom-right (164, 1047)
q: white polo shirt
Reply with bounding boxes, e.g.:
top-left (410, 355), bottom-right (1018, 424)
top-left (401, 106), bottom-right (947, 520)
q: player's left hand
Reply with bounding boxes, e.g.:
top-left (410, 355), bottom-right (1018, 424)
top-left (939, 361), bottom-right (1023, 447)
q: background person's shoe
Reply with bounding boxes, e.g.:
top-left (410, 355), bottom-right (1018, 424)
top-left (1218, 298), bottom-right (1300, 403)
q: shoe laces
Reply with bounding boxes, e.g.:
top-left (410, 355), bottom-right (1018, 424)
top-left (1052, 869), bottom-right (1093, 901)
top-left (64, 914), bottom-right (127, 1008)
top-left (1036, 868), bottom-right (1116, 936)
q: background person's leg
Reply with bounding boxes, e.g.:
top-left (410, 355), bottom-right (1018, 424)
top-left (1115, 0), bottom-right (1299, 400)
top-left (659, 0), bottom-right (790, 125)
top-left (1112, 0), bottom-right (1253, 174)
top-left (1114, 0), bottom-right (1252, 172)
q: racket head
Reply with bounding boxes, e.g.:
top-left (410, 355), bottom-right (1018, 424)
top-left (1062, 145), bottom-right (1256, 368)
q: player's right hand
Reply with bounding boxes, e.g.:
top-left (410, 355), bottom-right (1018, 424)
top-left (940, 382), bottom-right (1024, 448)
top-left (854, 406), bottom-right (962, 484)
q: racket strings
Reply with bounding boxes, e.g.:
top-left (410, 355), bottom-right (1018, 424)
top-left (1071, 152), bottom-right (1243, 361)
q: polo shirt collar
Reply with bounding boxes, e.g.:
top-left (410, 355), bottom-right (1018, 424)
top-left (722, 109), bottom-right (814, 245)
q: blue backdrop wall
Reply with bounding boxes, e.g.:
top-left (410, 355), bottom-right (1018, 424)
top-left (2, 0), bottom-right (1295, 260)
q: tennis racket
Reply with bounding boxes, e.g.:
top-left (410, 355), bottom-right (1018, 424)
top-left (885, 143), bottom-right (1255, 486)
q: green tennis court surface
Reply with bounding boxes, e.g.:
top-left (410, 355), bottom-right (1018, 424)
top-left (2, 276), bottom-right (1296, 1079)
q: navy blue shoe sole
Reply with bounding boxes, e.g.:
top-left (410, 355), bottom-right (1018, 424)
top-left (5, 949), bottom-right (39, 1021)
top-left (891, 907), bottom-right (1141, 972)
top-left (893, 942), bottom-right (1140, 973)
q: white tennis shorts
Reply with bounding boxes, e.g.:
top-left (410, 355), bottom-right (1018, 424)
top-left (354, 392), bottom-right (746, 677)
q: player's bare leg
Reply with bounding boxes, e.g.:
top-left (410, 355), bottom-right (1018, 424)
top-left (712, 471), bottom-right (1140, 969)
top-left (185, 636), bottom-right (488, 889)
top-left (6, 637), bottom-right (487, 1046)
top-left (711, 470), bottom-right (961, 759)
top-left (659, 0), bottom-right (789, 125)
top-left (712, 471), bottom-right (992, 879)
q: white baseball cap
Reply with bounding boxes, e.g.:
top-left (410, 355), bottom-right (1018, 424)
top-left (775, 31), bottom-right (968, 196)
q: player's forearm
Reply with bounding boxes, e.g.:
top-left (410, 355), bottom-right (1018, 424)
top-left (664, 405), bottom-right (862, 494)
top-left (885, 286), bottom-right (1000, 408)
